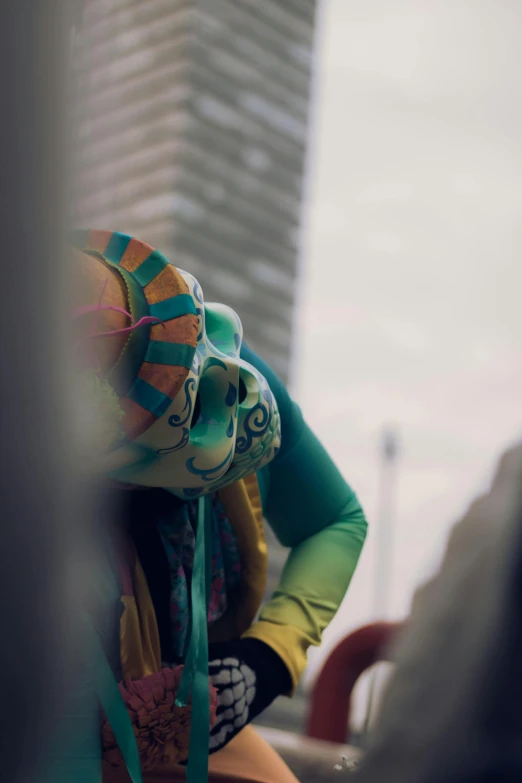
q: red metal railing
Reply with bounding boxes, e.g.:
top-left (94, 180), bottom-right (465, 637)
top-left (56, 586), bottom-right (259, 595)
top-left (305, 622), bottom-right (403, 743)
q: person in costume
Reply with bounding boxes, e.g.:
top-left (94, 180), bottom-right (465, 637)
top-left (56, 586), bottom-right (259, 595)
top-left (70, 230), bottom-right (368, 783)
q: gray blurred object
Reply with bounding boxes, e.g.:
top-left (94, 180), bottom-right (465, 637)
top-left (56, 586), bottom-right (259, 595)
top-left (0, 2), bottom-right (90, 780)
top-left (356, 441), bottom-right (522, 782)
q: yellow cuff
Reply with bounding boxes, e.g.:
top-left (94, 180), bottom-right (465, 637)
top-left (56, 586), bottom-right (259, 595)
top-left (242, 620), bottom-right (313, 694)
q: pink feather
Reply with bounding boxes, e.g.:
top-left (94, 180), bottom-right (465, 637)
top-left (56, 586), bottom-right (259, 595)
top-left (72, 276), bottom-right (164, 369)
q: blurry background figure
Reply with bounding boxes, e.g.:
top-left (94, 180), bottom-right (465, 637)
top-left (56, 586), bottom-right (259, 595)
top-left (356, 441), bottom-right (522, 782)
top-left (0, 1), bottom-right (95, 781)
top-left (72, 0), bottom-right (319, 734)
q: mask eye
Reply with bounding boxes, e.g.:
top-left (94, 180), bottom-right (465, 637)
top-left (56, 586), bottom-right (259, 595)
top-left (238, 377), bottom-right (247, 404)
top-left (237, 369), bottom-right (258, 408)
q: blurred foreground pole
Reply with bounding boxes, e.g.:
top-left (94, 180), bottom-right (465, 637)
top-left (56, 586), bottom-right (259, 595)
top-left (0, 2), bottom-right (87, 780)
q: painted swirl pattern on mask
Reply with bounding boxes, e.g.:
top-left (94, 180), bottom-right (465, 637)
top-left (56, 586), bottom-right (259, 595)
top-left (168, 378), bottom-right (196, 428)
top-left (185, 447), bottom-right (234, 482)
top-left (110, 267), bottom-right (281, 497)
top-left (235, 389), bottom-right (273, 455)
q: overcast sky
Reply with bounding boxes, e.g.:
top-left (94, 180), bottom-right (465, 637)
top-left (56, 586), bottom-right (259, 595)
top-left (294, 0), bottom-right (522, 680)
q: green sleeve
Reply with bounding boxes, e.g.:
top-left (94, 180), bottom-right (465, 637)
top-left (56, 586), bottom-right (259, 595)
top-left (240, 343), bottom-right (368, 687)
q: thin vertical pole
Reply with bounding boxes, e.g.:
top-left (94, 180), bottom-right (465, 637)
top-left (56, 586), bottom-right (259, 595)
top-left (373, 430), bottom-right (399, 618)
top-left (362, 428), bottom-right (399, 740)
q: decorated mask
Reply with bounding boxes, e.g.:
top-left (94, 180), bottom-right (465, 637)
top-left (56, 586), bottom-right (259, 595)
top-left (72, 230), bottom-right (281, 498)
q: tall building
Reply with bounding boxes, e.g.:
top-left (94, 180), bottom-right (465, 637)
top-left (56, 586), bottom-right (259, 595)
top-left (74, 0), bottom-right (318, 733)
top-left (74, 0), bottom-right (317, 385)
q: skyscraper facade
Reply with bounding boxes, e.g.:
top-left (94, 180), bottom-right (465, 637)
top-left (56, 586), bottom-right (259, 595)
top-left (74, 0), bottom-right (318, 733)
top-left (74, 0), bottom-right (317, 385)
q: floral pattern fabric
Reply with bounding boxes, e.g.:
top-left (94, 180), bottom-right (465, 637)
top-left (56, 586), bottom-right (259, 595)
top-left (157, 495), bottom-right (241, 661)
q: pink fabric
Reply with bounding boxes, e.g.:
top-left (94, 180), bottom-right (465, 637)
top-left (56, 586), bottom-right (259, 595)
top-left (102, 667), bottom-right (218, 770)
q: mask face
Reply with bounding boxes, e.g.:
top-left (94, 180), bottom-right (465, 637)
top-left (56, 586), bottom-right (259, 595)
top-left (104, 271), bottom-right (280, 497)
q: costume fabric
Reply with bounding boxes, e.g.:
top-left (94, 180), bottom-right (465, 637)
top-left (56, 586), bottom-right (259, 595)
top-left (120, 342), bottom-right (367, 697)
top-left (81, 342), bottom-right (368, 781)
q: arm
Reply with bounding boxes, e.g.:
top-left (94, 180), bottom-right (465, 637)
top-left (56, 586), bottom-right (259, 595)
top-left (240, 344), bottom-right (368, 690)
top-left (207, 345), bottom-right (367, 751)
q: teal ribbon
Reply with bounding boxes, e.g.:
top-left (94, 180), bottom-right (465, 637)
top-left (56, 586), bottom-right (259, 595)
top-left (127, 377), bottom-right (172, 417)
top-left (175, 495), bottom-right (211, 783)
top-left (77, 497), bottom-right (212, 783)
top-left (81, 611), bottom-right (143, 783)
top-left (145, 340), bottom-right (196, 369)
top-left (103, 232), bottom-right (132, 263)
top-left (132, 249), bottom-right (168, 287)
top-left (149, 294), bottom-right (197, 322)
